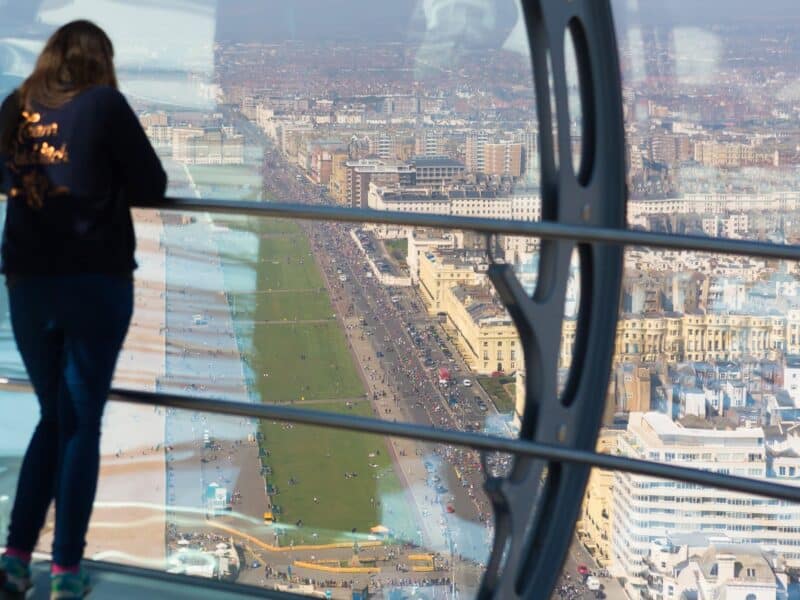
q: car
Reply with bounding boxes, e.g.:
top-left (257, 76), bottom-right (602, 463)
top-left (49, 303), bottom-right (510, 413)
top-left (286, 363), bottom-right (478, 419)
top-left (577, 564), bottom-right (589, 576)
top-left (251, 560), bottom-right (261, 569)
top-left (446, 504), bottom-right (455, 513)
top-left (436, 484), bottom-right (448, 494)
top-left (376, 351), bottom-right (384, 358)
top-left (463, 379), bottom-right (472, 387)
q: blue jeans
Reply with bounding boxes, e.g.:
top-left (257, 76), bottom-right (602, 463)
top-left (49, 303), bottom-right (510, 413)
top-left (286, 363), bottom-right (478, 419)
top-left (5, 273), bottom-right (133, 566)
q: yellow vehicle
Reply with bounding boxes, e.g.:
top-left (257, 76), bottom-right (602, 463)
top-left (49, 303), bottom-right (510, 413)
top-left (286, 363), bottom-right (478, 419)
top-left (263, 510), bottom-right (274, 524)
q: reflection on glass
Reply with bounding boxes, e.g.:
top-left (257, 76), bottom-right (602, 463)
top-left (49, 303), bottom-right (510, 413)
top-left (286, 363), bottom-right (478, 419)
top-left (0, 393), bottom-right (491, 597)
top-left (0, 1), bottom-right (218, 107)
top-left (556, 2), bottom-right (800, 598)
top-left (0, 0), bottom-right (619, 596)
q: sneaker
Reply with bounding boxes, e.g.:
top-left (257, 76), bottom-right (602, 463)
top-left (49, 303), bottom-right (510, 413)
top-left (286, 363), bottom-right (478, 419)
top-left (50, 569), bottom-right (91, 599)
top-left (0, 554), bottom-right (32, 593)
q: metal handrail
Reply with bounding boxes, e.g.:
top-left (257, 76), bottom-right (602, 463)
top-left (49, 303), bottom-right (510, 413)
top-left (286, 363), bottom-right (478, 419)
top-left (160, 196), bottom-right (800, 261)
top-left (2, 376), bottom-right (799, 504)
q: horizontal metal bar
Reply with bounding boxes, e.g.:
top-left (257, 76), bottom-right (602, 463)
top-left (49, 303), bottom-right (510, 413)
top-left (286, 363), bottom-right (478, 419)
top-left (3, 376), bottom-right (800, 505)
top-left (157, 197), bottom-right (800, 262)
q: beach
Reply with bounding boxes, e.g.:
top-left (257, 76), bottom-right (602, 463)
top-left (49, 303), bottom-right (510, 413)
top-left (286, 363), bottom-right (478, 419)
top-left (35, 209), bottom-right (169, 567)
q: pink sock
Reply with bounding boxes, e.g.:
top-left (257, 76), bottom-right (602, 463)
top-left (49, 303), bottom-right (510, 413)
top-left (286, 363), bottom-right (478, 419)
top-left (4, 548), bottom-right (31, 564)
top-left (52, 564), bottom-right (79, 575)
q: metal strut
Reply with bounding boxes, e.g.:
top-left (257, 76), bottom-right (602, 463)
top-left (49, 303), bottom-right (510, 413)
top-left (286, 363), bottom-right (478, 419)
top-left (479, 1), bottom-right (626, 598)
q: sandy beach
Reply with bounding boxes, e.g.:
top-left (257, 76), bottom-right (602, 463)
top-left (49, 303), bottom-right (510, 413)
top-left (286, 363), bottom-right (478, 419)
top-left (36, 209), bottom-right (169, 567)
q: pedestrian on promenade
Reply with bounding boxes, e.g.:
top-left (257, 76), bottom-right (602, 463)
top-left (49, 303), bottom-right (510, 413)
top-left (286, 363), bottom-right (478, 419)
top-left (0, 20), bottom-right (166, 599)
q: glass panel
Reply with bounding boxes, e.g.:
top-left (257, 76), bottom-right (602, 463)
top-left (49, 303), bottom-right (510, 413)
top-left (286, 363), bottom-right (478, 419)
top-left (554, 1), bottom-right (800, 595)
top-left (0, 392), bottom-right (492, 598)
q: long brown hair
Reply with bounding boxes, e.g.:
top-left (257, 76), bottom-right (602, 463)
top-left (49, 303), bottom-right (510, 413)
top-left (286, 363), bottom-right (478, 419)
top-left (20, 20), bottom-right (118, 111)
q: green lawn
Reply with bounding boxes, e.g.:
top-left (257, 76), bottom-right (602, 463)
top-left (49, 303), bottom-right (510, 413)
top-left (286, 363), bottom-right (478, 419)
top-left (255, 236), bottom-right (324, 290)
top-left (478, 375), bottom-right (516, 413)
top-left (244, 321), bottom-right (363, 402)
top-left (259, 401), bottom-right (415, 545)
top-left (216, 217), bottom-right (363, 403)
top-left (384, 238), bottom-right (408, 261)
top-left (214, 215), bottom-right (410, 545)
top-left (216, 234), bottom-right (323, 290)
top-left (230, 290), bottom-right (334, 322)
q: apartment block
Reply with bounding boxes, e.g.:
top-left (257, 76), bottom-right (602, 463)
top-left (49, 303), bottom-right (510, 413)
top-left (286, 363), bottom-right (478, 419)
top-left (442, 284), bottom-right (523, 375)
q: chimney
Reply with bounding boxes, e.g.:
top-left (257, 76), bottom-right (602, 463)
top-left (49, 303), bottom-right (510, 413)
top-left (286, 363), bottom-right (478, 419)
top-left (716, 552), bottom-right (736, 582)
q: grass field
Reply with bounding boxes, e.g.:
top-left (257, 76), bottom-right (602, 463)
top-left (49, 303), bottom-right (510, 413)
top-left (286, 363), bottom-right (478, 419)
top-left (477, 375), bottom-right (516, 413)
top-left (384, 238), bottom-right (408, 261)
top-left (213, 215), bottom-right (414, 543)
top-left (246, 321), bottom-right (364, 403)
top-left (259, 401), bottom-right (415, 545)
top-left (230, 290), bottom-right (334, 322)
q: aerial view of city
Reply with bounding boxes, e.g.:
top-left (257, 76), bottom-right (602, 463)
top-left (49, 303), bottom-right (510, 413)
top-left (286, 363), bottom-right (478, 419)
top-left (3, 0), bottom-right (800, 599)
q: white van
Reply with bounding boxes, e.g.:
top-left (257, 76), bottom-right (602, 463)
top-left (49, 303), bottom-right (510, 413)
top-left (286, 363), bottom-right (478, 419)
top-left (586, 576), bottom-right (600, 591)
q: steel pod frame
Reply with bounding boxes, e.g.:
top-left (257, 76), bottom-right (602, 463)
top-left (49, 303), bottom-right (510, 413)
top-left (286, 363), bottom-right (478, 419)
top-left (478, 0), bottom-right (625, 598)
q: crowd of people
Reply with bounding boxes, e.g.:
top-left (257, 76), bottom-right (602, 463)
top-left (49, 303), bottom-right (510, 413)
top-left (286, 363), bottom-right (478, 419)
top-left (310, 221), bottom-right (499, 536)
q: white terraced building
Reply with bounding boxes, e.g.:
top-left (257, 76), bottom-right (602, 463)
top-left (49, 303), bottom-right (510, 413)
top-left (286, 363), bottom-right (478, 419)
top-left (611, 412), bottom-right (800, 594)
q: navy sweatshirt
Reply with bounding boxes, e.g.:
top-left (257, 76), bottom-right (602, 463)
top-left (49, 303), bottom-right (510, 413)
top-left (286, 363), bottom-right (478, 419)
top-left (0, 86), bottom-right (167, 275)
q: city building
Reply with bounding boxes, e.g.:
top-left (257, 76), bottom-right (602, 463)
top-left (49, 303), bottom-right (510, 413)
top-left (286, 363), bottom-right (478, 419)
top-left (411, 156), bottom-right (466, 188)
top-left (139, 112), bottom-right (172, 149)
top-left (693, 140), bottom-right (776, 168)
top-left (642, 539), bottom-right (786, 600)
top-left (442, 284), bottom-right (523, 375)
top-left (466, 129), bottom-right (490, 173)
top-left (484, 142), bottom-right (524, 178)
top-left (407, 230), bottom-right (457, 283)
top-left (415, 129), bottom-right (446, 157)
top-left (344, 159), bottom-right (416, 208)
top-left (578, 430), bottom-right (622, 568)
top-left (612, 412), bottom-right (800, 594)
top-left (616, 363), bottom-right (652, 412)
top-left (418, 250), bottom-right (484, 314)
top-left (368, 184), bottom-right (541, 221)
top-left (172, 127), bottom-right (244, 165)
top-left (328, 151), bottom-right (350, 204)
top-left (784, 355), bottom-right (800, 407)
top-left (513, 128), bottom-right (539, 186)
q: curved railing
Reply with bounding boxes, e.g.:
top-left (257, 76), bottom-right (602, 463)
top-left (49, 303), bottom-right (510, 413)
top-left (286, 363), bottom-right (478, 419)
top-left (4, 195), bottom-right (800, 598)
top-left (4, 0), bottom-right (800, 597)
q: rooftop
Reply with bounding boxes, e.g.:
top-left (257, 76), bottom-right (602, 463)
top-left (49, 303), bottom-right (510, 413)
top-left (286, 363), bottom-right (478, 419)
top-left (633, 412), bottom-right (764, 445)
top-left (411, 156), bottom-right (466, 168)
